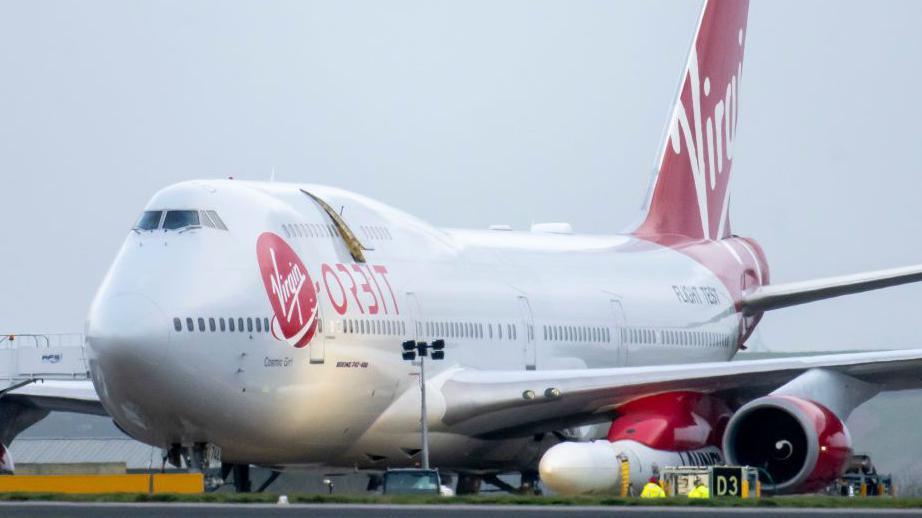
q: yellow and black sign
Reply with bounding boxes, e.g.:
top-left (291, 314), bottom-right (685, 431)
top-left (711, 467), bottom-right (743, 497)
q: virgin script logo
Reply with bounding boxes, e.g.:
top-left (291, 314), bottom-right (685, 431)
top-left (256, 232), bottom-right (319, 349)
top-left (667, 27), bottom-right (745, 240)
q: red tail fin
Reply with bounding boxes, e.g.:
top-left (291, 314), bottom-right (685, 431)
top-left (634, 0), bottom-right (749, 242)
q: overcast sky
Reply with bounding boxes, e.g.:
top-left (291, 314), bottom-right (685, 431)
top-left (1, 0), bottom-right (921, 351)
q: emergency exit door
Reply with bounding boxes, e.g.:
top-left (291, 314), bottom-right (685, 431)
top-left (518, 296), bottom-right (536, 370)
top-left (405, 292), bottom-right (423, 340)
top-left (310, 304), bottom-right (327, 364)
top-left (610, 299), bottom-right (627, 366)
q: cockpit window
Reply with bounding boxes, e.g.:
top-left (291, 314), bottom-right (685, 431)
top-left (135, 209), bottom-right (227, 232)
top-left (207, 210), bottom-right (228, 230)
top-left (163, 210), bottom-right (200, 230)
top-left (135, 211), bottom-right (163, 231)
top-left (200, 210), bottom-right (216, 228)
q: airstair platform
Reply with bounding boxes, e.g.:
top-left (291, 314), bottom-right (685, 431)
top-left (0, 334), bottom-right (90, 383)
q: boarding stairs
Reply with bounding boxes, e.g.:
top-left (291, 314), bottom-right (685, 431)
top-left (0, 333), bottom-right (90, 385)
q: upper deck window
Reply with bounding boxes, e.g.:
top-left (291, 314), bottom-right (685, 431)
top-left (163, 210), bottom-right (200, 230)
top-left (135, 211), bottom-right (163, 231)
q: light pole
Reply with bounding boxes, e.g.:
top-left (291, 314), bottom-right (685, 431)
top-left (401, 339), bottom-right (445, 470)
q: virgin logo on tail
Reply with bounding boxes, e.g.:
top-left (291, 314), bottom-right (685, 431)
top-left (257, 233), bottom-right (319, 349)
top-left (667, 35), bottom-right (743, 240)
top-left (636, 0), bottom-right (749, 242)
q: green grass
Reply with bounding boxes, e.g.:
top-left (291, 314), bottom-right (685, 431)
top-left (1, 493), bottom-right (922, 507)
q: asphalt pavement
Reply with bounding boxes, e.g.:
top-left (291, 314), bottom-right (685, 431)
top-left (2, 503), bottom-right (922, 518)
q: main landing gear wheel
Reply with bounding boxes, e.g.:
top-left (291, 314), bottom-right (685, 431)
top-left (456, 474), bottom-right (482, 495)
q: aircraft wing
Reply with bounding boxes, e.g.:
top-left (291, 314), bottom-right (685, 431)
top-left (1, 379), bottom-right (106, 416)
top-left (741, 264), bottom-right (922, 315)
top-left (438, 349), bottom-right (922, 438)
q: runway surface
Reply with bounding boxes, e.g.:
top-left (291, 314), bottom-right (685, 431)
top-left (2, 503), bottom-right (922, 518)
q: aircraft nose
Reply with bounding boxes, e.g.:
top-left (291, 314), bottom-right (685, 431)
top-left (86, 292), bottom-right (169, 369)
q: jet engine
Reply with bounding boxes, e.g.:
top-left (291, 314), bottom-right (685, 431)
top-left (722, 395), bottom-right (852, 493)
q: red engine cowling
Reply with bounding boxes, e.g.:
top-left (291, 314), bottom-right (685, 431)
top-left (722, 395), bottom-right (851, 493)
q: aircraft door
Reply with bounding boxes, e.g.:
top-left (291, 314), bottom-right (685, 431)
top-left (405, 292), bottom-right (422, 340)
top-left (610, 299), bottom-right (627, 366)
top-left (517, 296), bottom-right (536, 370)
top-left (310, 303), bottom-right (327, 364)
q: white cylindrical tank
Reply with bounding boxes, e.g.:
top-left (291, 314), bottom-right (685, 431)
top-left (539, 439), bottom-right (723, 495)
top-left (538, 441), bottom-right (621, 495)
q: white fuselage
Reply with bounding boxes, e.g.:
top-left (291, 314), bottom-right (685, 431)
top-left (86, 180), bottom-right (743, 471)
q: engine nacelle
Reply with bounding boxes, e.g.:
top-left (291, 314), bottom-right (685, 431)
top-left (0, 443), bottom-right (13, 474)
top-left (539, 439), bottom-right (722, 495)
top-left (722, 395), bottom-right (851, 493)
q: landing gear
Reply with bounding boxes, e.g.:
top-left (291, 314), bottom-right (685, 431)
top-left (165, 444), bottom-right (182, 469)
top-left (456, 474), bottom-right (482, 495)
top-left (472, 472), bottom-right (542, 495)
top-left (520, 470), bottom-right (541, 495)
top-left (232, 464), bottom-right (252, 493)
top-left (216, 463), bottom-right (280, 493)
top-left (189, 442), bottom-right (208, 473)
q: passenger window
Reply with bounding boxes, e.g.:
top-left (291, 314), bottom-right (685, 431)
top-left (163, 210), bottom-right (200, 230)
top-left (219, 318), bottom-right (226, 332)
top-left (198, 318), bottom-right (205, 332)
top-left (209, 318), bottom-right (216, 332)
top-left (247, 318), bottom-right (253, 333)
top-left (264, 318), bottom-right (270, 332)
top-left (173, 318), bottom-right (181, 332)
top-left (255, 318), bottom-right (262, 333)
top-left (238, 318), bottom-right (244, 332)
top-left (135, 211), bottom-right (163, 231)
top-left (186, 317), bottom-right (194, 332)
top-left (229, 318), bottom-right (235, 332)
top-left (282, 225), bottom-right (291, 238)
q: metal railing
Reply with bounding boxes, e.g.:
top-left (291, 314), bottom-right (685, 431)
top-left (0, 333), bottom-right (90, 382)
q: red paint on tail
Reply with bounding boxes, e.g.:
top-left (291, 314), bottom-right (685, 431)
top-left (635, 0), bottom-right (749, 243)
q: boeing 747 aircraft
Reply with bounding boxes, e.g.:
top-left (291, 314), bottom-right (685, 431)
top-left (5, 0), bottom-right (922, 495)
